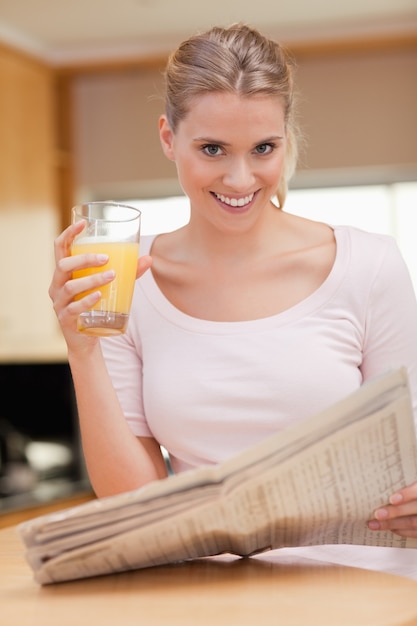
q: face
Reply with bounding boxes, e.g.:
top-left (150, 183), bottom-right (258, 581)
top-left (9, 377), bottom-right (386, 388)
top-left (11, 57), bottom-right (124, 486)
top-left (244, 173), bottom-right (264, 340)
top-left (159, 92), bottom-right (287, 234)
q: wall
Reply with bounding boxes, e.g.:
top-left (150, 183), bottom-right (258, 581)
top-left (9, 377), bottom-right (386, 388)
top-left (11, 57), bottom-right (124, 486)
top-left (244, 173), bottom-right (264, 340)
top-left (72, 68), bottom-right (177, 203)
top-left (0, 207), bottom-right (68, 361)
top-left (294, 47), bottom-right (417, 183)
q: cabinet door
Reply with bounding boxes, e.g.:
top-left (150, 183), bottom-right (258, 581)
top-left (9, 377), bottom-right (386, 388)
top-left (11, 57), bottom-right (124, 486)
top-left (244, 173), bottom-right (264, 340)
top-left (0, 44), bottom-right (56, 210)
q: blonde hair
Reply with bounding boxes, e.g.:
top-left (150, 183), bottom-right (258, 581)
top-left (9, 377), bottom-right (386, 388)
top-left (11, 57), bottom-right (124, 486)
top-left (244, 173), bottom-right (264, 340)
top-left (163, 23), bottom-right (300, 207)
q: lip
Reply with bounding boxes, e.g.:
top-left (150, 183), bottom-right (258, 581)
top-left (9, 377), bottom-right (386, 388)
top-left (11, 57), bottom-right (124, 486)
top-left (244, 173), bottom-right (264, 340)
top-left (211, 190), bottom-right (258, 213)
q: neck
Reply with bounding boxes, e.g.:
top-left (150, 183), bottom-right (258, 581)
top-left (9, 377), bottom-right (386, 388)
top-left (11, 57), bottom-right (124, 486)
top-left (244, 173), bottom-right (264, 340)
top-left (182, 203), bottom-right (283, 266)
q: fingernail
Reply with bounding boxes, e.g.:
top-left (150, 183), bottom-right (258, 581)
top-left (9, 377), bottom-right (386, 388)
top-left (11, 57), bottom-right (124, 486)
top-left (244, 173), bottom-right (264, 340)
top-left (368, 520), bottom-right (380, 530)
top-left (375, 508), bottom-right (388, 520)
top-left (102, 270), bottom-right (115, 279)
top-left (97, 254), bottom-right (109, 262)
top-left (390, 493), bottom-right (403, 505)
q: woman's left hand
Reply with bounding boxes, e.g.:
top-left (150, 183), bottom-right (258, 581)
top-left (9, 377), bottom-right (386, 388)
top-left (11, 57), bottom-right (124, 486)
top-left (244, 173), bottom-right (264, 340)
top-left (368, 481), bottom-right (417, 538)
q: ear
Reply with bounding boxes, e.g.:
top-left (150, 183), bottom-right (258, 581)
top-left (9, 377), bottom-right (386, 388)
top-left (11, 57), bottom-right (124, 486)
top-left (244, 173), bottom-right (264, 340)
top-left (159, 115), bottom-right (175, 161)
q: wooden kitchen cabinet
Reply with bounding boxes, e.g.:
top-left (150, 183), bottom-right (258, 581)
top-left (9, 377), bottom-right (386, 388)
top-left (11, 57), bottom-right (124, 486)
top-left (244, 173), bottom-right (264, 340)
top-left (0, 43), bottom-right (57, 212)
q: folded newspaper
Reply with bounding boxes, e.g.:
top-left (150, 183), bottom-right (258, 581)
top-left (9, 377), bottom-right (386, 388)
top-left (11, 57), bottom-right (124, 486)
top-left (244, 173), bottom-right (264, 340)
top-left (18, 367), bottom-right (417, 585)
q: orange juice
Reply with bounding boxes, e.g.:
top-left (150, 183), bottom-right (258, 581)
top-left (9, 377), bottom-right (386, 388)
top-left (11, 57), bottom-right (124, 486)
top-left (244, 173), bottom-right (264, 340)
top-left (71, 239), bottom-right (139, 336)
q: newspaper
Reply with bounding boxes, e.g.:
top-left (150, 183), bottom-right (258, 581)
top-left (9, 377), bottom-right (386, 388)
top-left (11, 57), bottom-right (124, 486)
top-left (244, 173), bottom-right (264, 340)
top-left (18, 368), bottom-right (417, 584)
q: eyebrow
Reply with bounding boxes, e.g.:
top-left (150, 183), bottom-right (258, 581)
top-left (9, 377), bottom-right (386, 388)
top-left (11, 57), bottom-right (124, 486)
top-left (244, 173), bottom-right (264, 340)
top-left (193, 135), bottom-right (284, 146)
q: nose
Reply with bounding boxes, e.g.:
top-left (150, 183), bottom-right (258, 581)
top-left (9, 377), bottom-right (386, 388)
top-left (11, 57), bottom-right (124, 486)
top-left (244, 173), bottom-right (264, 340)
top-left (222, 157), bottom-right (256, 192)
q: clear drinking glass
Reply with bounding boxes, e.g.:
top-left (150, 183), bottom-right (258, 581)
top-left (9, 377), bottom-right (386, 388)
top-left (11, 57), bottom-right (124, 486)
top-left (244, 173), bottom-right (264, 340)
top-left (71, 201), bottom-right (141, 336)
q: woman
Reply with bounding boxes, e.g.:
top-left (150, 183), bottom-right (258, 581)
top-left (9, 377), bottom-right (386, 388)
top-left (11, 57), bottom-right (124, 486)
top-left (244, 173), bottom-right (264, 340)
top-left (49, 24), bottom-right (417, 540)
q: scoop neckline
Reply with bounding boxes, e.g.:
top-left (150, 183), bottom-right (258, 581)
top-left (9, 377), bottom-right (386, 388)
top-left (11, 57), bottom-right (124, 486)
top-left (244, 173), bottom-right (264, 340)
top-left (139, 225), bottom-right (349, 333)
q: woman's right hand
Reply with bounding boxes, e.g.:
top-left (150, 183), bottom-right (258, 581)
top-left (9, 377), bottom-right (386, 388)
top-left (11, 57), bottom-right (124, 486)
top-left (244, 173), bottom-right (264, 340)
top-left (48, 220), bottom-right (113, 352)
top-left (48, 221), bottom-right (152, 354)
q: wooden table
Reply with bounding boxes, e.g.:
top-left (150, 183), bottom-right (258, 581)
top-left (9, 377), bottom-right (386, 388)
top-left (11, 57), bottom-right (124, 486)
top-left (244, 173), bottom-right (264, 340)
top-left (2, 525), bottom-right (417, 626)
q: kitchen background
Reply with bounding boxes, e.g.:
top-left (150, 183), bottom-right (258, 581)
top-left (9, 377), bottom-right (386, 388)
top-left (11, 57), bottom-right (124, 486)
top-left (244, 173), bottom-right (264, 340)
top-left (0, 1), bottom-right (416, 512)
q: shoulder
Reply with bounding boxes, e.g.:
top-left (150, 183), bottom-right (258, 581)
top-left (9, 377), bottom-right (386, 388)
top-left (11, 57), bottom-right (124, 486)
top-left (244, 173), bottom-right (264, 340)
top-left (335, 224), bottom-right (401, 261)
top-left (335, 224), bottom-right (394, 246)
top-left (334, 225), bottom-right (411, 288)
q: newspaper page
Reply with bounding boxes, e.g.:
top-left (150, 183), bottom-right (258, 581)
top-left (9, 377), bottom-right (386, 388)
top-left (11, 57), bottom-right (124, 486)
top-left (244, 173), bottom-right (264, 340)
top-left (18, 368), bottom-right (417, 584)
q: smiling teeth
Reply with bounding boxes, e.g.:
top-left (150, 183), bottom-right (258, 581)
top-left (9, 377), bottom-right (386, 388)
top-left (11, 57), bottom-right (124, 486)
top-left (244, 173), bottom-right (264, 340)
top-left (215, 193), bottom-right (254, 207)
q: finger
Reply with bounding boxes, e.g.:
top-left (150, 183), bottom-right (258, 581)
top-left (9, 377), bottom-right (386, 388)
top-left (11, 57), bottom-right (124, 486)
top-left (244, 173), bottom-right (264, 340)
top-left (136, 255), bottom-right (152, 279)
top-left (368, 515), bottom-right (417, 537)
top-left (56, 269), bottom-right (115, 313)
top-left (72, 269), bottom-right (115, 297)
top-left (58, 251), bottom-right (110, 275)
top-left (389, 481), bottom-right (417, 506)
top-left (53, 221), bottom-right (85, 262)
top-left (49, 252), bottom-right (110, 309)
top-left (56, 290), bottom-right (103, 328)
top-left (373, 500), bottom-right (417, 522)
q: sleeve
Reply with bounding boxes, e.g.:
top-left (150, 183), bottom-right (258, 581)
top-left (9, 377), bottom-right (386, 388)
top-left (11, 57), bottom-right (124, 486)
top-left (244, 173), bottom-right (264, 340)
top-left (361, 237), bottom-right (417, 425)
top-left (100, 330), bottom-right (154, 438)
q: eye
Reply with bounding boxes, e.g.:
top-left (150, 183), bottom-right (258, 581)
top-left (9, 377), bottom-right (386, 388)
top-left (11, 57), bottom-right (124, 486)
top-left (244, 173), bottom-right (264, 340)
top-left (201, 144), bottom-right (223, 156)
top-left (254, 143), bottom-right (275, 155)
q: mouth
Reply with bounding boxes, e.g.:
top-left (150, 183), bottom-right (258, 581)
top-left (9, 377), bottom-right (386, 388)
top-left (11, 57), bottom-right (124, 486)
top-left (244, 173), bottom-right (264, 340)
top-left (212, 191), bottom-right (256, 210)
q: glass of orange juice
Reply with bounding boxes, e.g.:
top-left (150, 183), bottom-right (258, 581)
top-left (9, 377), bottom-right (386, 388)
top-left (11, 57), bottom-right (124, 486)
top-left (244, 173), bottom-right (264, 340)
top-left (71, 201), bottom-right (141, 336)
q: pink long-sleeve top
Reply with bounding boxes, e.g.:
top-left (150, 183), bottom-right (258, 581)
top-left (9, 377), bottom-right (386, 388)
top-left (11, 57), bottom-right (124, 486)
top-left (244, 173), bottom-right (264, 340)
top-left (101, 225), bottom-right (417, 474)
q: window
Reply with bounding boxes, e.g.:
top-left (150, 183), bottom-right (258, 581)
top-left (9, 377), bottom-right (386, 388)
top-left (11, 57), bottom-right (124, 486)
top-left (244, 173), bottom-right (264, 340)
top-left (284, 183), bottom-right (417, 293)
